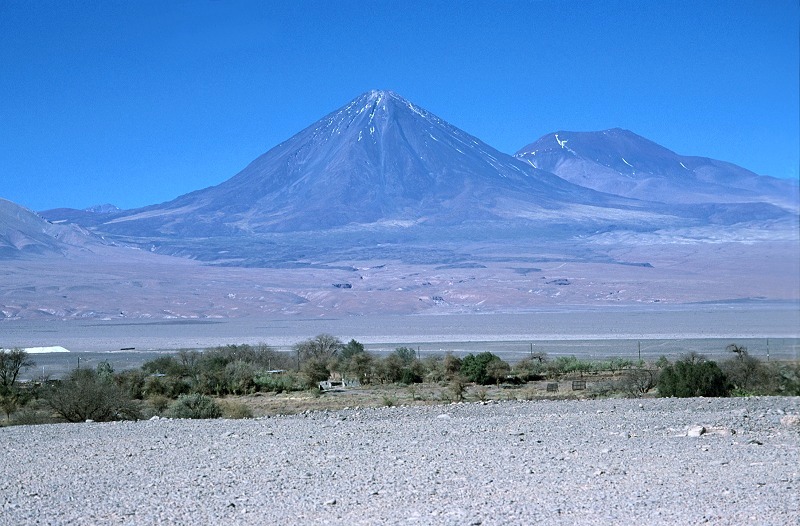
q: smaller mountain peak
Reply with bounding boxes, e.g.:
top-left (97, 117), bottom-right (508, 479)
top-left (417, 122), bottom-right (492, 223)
top-left (84, 203), bottom-right (121, 214)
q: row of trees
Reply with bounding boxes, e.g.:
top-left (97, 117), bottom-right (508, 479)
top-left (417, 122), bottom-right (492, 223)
top-left (126, 337), bottom-right (518, 398)
top-left (1, 339), bottom-right (798, 425)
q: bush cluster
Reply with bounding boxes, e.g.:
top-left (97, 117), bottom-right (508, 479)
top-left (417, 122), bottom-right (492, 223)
top-left (167, 394), bottom-right (222, 419)
top-left (658, 355), bottom-right (730, 397)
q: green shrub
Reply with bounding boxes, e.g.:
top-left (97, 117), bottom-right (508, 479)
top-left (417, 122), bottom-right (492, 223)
top-left (346, 352), bottom-right (374, 384)
top-left (167, 394), bottom-right (222, 419)
top-left (658, 355), bottom-right (730, 397)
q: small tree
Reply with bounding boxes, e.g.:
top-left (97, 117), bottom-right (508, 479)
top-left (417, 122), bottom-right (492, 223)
top-left (391, 347), bottom-right (424, 384)
top-left (0, 348), bottom-right (34, 391)
top-left (620, 367), bottom-right (658, 397)
top-left (380, 354), bottom-right (405, 383)
top-left (442, 352), bottom-right (462, 380)
top-left (301, 357), bottom-right (331, 388)
top-left (461, 352), bottom-right (509, 385)
top-left (338, 339), bottom-right (366, 380)
top-left (225, 360), bottom-right (257, 395)
top-left (448, 375), bottom-right (468, 402)
top-left (609, 357), bottom-right (633, 374)
top-left (347, 352), bottom-right (374, 384)
top-left (294, 334), bottom-right (343, 362)
top-left (721, 344), bottom-right (767, 393)
top-left (0, 348), bottom-right (35, 420)
top-left (486, 359), bottom-right (511, 385)
top-left (46, 368), bottom-right (140, 422)
top-left (422, 355), bottom-right (445, 383)
top-left (142, 356), bottom-right (184, 377)
top-left (513, 357), bottom-right (545, 381)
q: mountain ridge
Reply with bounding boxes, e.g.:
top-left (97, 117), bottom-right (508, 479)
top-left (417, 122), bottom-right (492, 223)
top-left (0, 198), bottom-right (107, 258)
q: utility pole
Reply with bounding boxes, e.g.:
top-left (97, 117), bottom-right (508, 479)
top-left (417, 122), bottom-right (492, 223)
top-left (767, 338), bottom-right (770, 362)
top-left (638, 341), bottom-right (641, 363)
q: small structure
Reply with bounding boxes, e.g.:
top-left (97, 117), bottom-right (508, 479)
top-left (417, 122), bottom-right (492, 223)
top-left (546, 383), bottom-right (559, 392)
top-left (571, 380), bottom-right (587, 391)
top-left (319, 378), bottom-right (361, 391)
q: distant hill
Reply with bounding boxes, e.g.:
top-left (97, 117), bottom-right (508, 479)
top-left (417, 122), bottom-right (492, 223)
top-left (515, 128), bottom-right (798, 209)
top-left (41, 203), bottom-right (122, 228)
top-left (0, 198), bottom-right (105, 258)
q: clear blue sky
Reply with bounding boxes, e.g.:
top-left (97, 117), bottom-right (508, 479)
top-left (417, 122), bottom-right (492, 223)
top-left (2, 0), bottom-right (798, 211)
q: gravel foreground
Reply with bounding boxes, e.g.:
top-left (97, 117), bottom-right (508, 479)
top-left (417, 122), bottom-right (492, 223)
top-left (2, 397), bottom-right (799, 525)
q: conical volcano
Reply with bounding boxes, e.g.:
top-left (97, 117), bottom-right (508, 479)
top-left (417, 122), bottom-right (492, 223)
top-left (98, 91), bottom-right (634, 236)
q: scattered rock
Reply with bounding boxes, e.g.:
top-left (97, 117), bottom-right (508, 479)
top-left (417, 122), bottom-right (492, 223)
top-left (705, 426), bottom-right (735, 436)
top-left (780, 415), bottom-right (800, 427)
top-left (687, 425), bottom-right (733, 437)
top-left (687, 425), bottom-right (706, 437)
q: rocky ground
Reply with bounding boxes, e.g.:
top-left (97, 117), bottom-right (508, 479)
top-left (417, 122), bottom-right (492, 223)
top-left (2, 397), bottom-right (798, 525)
